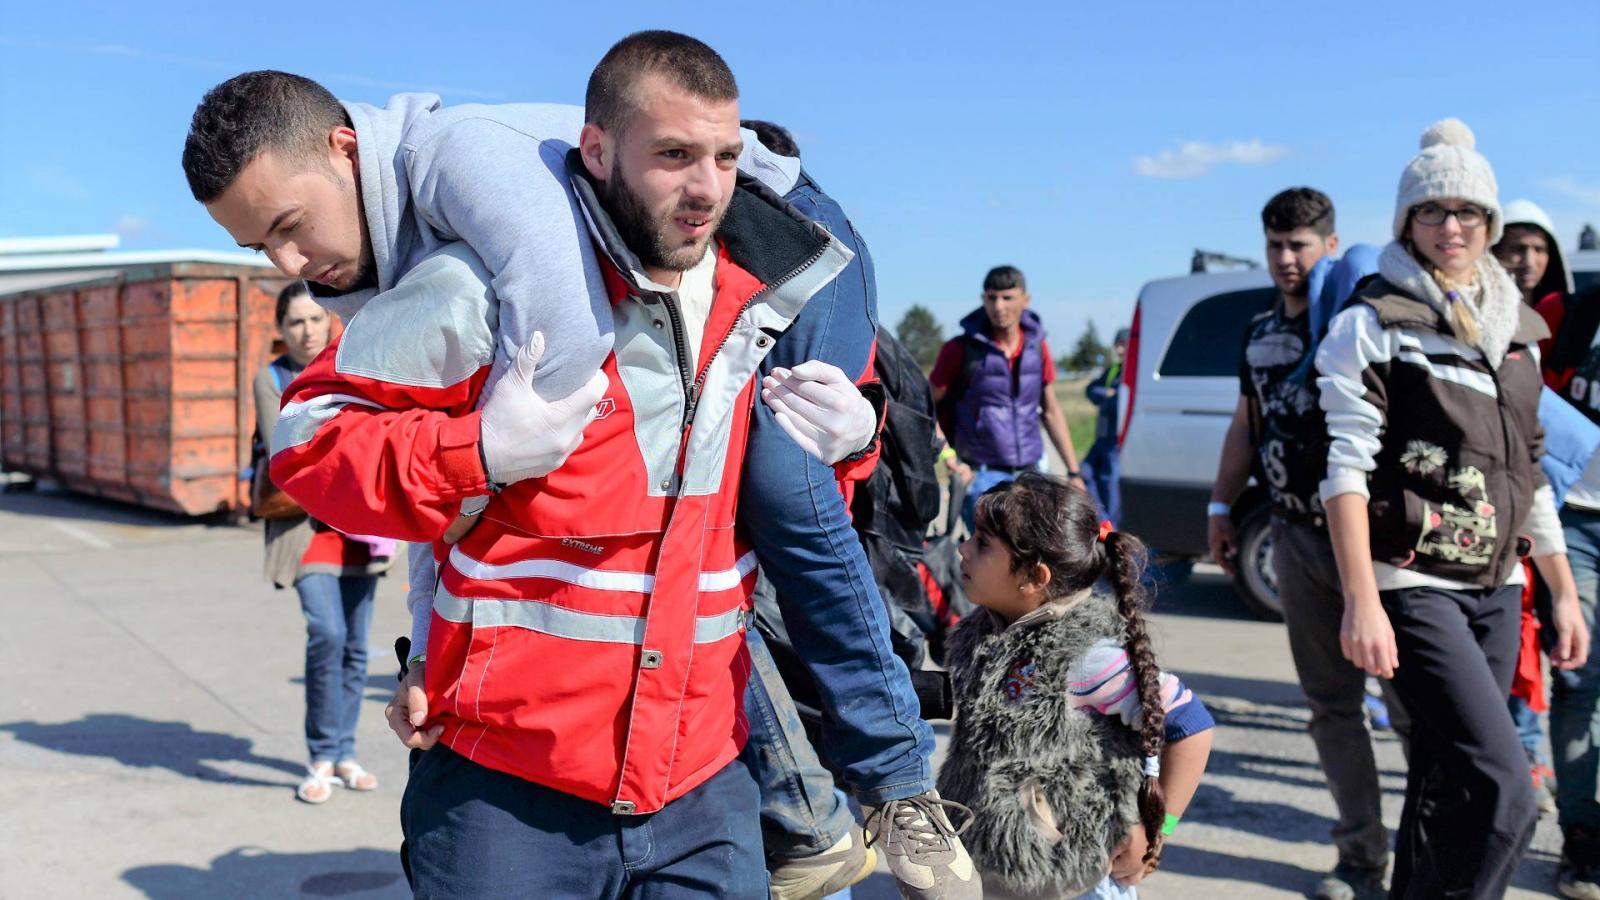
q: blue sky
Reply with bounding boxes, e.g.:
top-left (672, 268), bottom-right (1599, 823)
top-left (3, 0), bottom-right (1598, 345)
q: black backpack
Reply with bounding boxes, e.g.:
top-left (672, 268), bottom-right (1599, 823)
top-left (854, 328), bottom-right (943, 552)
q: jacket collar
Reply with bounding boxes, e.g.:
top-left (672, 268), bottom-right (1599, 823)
top-left (1358, 271), bottom-right (1549, 355)
top-left (565, 149), bottom-right (852, 318)
top-left (960, 308), bottom-right (1043, 348)
top-left (986, 587), bottom-right (1096, 634)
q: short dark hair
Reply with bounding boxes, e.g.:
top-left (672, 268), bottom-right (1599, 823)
top-left (182, 70), bottom-right (349, 203)
top-left (741, 119), bottom-right (799, 159)
top-left (275, 280), bottom-right (311, 326)
top-left (983, 265), bottom-right (1027, 293)
top-left (1261, 187), bottom-right (1336, 237)
top-left (586, 31), bottom-right (738, 136)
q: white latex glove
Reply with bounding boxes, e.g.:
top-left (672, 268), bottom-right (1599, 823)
top-left (479, 331), bottom-right (609, 485)
top-left (761, 360), bottom-right (877, 465)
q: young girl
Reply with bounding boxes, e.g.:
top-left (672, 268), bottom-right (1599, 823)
top-left (937, 472), bottom-right (1214, 899)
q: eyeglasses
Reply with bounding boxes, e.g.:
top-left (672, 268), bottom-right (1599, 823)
top-left (1412, 203), bottom-right (1489, 228)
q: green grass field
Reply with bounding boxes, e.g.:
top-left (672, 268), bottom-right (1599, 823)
top-left (1055, 377), bottom-right (1100, 457)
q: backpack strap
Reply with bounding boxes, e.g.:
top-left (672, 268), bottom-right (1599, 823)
top-left (269, 355), bottom-right (295, 393)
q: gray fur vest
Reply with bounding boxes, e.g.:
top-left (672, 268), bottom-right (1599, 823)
top-left (936, 593), bottom-right (1144, 897)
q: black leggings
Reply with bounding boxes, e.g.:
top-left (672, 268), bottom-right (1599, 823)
top-left (1382, 583), bottom-right (1537, 899)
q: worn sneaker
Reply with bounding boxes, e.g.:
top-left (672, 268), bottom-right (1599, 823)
top-left (768, 825), bottom-right (877, 900)
top-left (1314, 861), bottom-right (1387, 900)
top-left (1560, 862), bottom-right (1600, 900)
top-left (862, 791), bottom-right (981, 900)
top-left (1561, 826), bottom-right (1600, 900)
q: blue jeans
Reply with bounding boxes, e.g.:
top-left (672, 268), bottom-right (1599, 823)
top-left (743, 626), bottom-right (856, 858)
top-left (961, 461), bottom-right (1048, 531)
top-left (1508, 695), bottom-right (1548, 764)
top-left (295, 572), bottom-right (377, 763)
top-left (401, 745), bottom-right (765, 898)
top-left (1551, 506), bottom-right (1600, 829)
top-left (1082, 441), bottom-right (1120, 526)
top-left (738, 173), bottom-right (934, 805)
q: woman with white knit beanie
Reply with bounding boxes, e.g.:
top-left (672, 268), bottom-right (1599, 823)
top-left (1314, 119), bottom-right (1591, 897)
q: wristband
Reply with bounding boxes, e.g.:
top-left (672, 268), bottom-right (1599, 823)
top-left (1206, 501), bottom-right (1231, 518)
top-left (1161, 813), bottom-right (1180, 836)
top-left (938, 447), bottom-right (957, 464)
top-left (407, 653), bottom-right (427, 668)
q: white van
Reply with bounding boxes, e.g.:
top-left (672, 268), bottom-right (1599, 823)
top-left (1117, 250), bottom-right (1600, 620)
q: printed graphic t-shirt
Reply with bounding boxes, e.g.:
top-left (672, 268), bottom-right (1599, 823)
top-left (1238, 304), bottom-right (1328, 517)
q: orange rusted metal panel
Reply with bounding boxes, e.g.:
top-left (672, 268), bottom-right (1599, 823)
top-left (1, 263), bottom-right (291, 515)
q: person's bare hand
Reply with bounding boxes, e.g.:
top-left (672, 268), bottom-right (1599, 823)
top-left (1551, 591), bottom-right (1592, 671)
top-left (1110, 824), bottom-right (1155, 885)
top-left (1341, 595), bottom-right (1398, 679)
top-left (956, 463), bottom-right (974, 486)
top-left (1207, 514), bottom-right (1238, 576)
top-left (384, 664), bottom-right (443, 750)
top-left (442, 513), bottom-right (478, 544)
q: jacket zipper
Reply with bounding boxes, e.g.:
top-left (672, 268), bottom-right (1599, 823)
top-left (651, 291), bottom-right (697, 429)
top-left (1486, 363), bottom-right (1520, 579)
top-left (681, 242), bottom-right (829, 430)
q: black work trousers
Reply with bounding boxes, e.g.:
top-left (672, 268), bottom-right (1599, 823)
top-left (1381, 583), bottom-right (1537, 899)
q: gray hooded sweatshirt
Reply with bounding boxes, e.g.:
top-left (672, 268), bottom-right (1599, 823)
top-left (316, 95), bottom-right (802, 652)
top-left (325, 94), bottom-right (801, 398)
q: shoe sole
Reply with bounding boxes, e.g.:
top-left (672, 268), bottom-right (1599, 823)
top-left (770, 847), bottom-right (878, 900)
top-left (839, 847), bottom-right (877, 893)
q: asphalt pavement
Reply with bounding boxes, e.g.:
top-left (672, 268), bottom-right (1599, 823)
top-left (0, 485), bottom-right (1568, 898)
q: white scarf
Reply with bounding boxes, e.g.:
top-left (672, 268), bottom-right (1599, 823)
top-left (1377, 241), bottom-right (1522, 368)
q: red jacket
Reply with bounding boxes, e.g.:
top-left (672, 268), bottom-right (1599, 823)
top-left (271, 171), bottom-right (863, 812)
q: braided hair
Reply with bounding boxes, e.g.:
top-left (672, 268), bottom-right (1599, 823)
top-left (972, 472), bottom-right (1167, 863)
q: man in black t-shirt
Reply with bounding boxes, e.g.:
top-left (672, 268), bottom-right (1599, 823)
top-left (1208, 188), bottom-right (1403, 900)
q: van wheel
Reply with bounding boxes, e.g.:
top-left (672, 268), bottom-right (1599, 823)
top-left (1232, 505), bottom-right (1282, 621)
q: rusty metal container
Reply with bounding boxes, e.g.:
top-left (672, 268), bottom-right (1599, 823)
top-left (0, 262), bottom-right (289, 515)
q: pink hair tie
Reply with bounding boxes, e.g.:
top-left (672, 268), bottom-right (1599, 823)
top-left (1097, 520), bottom-right (1114, 543)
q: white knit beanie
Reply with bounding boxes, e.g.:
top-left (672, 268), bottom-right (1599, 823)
top-left (1393, 118), bottom-right (1503, 245)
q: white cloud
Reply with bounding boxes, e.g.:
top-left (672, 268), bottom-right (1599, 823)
top-left (1133, 139), bottom-right (1291, 179)
top-left (114, 214), bottom-right (151, 240)
top-left (25, 164), bottom-right (90, 202)
top-left (1541, 176), bottom-right (1600, 208)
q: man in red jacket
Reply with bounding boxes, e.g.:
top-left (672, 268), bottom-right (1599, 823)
top-left (225, 32), bottom-right (975, 900)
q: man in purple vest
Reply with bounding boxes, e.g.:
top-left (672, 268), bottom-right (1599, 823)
top-left (930, 265), bottom-right (1083, 527)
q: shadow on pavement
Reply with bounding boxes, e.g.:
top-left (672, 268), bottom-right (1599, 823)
top-left (0, 713), bottom-right (305, 786)
top-left (1181, 671), bottom-right (1410, 757)
top-left (0, 485), bottom-right (228, 529)
top-left (1158, 843), bottom-right (1323, 895)
top-left (123, 846), bottom-right (405, 899)
top-left (1179, 671), bottom-right (1319, 736)
top-left (1183, 781), bottom-right (1339, 844)
top-left (1205, 747), bottom-right (1406, 796)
